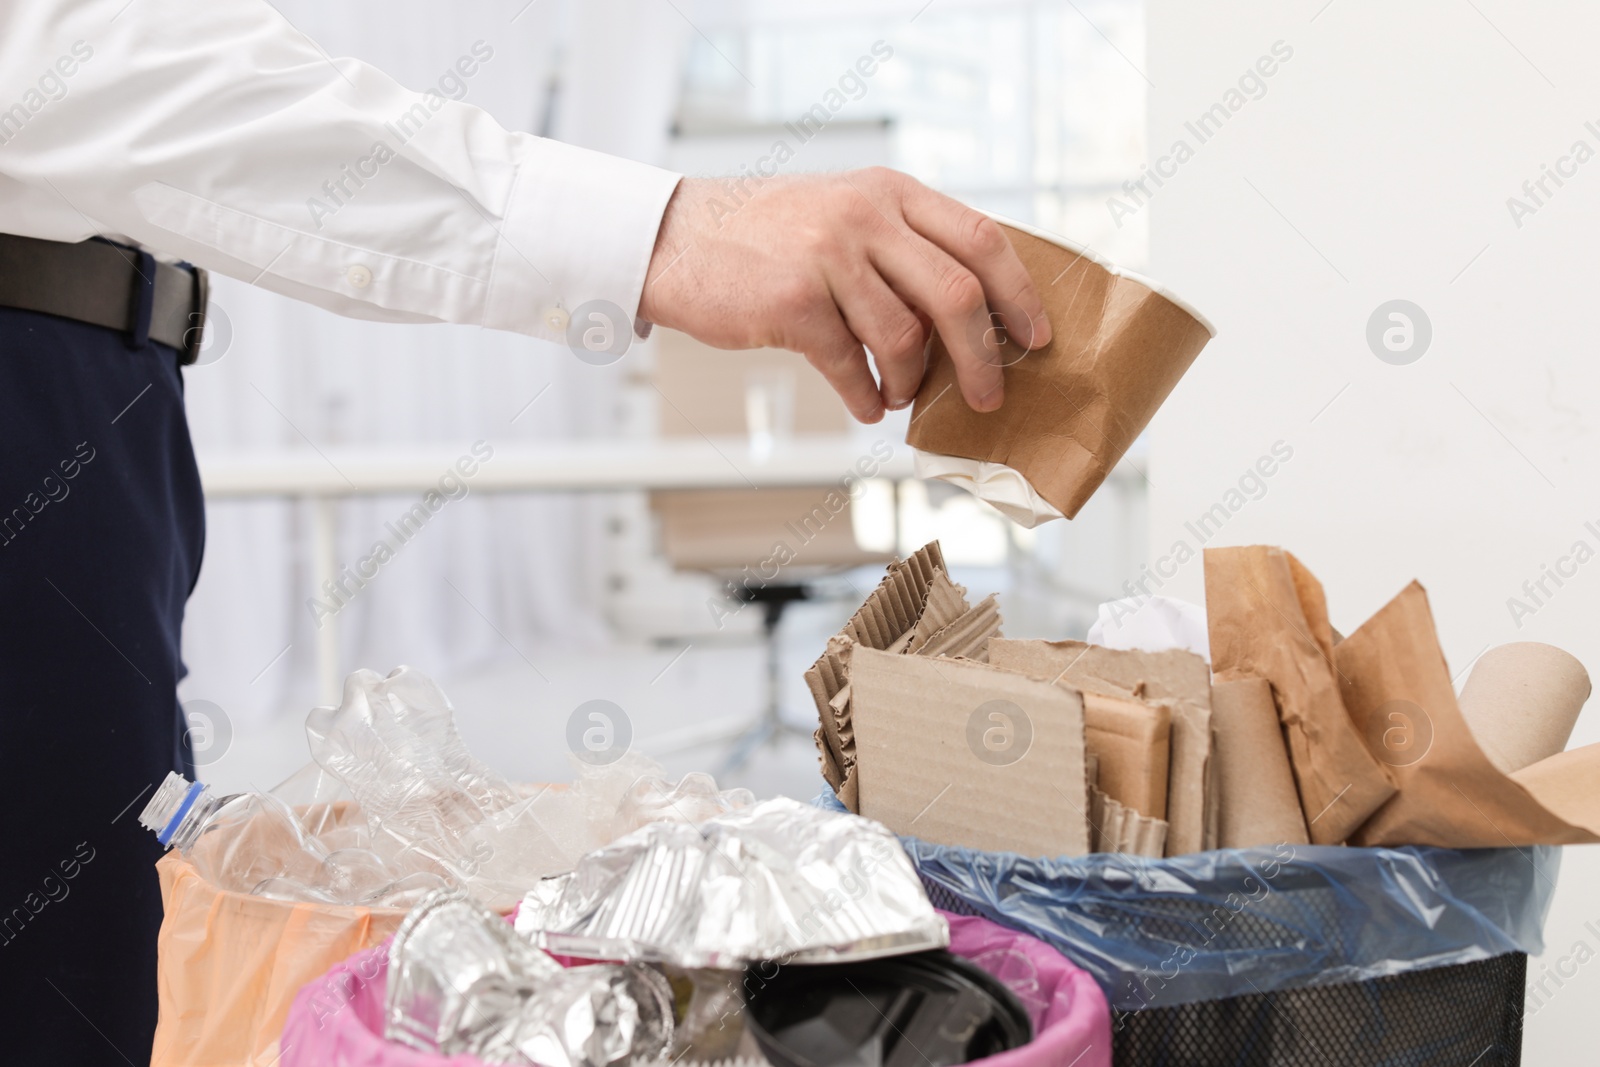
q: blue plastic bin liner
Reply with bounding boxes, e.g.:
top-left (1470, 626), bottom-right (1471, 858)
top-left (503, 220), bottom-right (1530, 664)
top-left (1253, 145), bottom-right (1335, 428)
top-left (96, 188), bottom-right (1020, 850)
top-left (814, 791), bottom-right (1556, 1011)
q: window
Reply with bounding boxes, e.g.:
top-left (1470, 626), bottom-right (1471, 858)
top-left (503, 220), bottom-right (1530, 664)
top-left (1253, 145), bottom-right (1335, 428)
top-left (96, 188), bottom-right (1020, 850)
top-left (679, 0), bottom-right (1149, 266)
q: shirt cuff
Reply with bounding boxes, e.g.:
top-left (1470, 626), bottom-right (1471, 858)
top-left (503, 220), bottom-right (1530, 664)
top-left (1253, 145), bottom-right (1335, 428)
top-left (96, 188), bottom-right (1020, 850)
top-left (483, 138), bottom-right (681, 345)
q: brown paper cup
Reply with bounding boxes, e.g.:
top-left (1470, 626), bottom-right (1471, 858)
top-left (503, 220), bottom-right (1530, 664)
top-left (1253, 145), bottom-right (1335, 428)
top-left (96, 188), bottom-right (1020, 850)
top-left (906, 218), bottom-right (1215, 520)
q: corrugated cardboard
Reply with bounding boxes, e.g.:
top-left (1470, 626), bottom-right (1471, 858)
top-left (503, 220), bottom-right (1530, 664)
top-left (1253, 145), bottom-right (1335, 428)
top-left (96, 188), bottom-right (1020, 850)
top-left (1457, 642), bottom-right (1591, 774)
top-left (904, 570), bottom-right (973, 653)
top-left (804, 542), bottom-right (950, 805)
top-left (849, 647), bottom-right (1090, 858)
top-left (1333, 582), bottom-right (1600, 848)
top-left (904, 224), bottom-right (1214, 519)
top-left (1090, 787), bottom-right (1169, 857)
top-left (988, 638), bottom-right (1212, 856)
top-left (820, 572), bottom-right (987, 751)
top-left (916, 594), bottom-right (1003, 661)
top-left (806, 542), bottom-right (1006, 812)
top-left (1205, 546), bottom-right (1395, 845)
top-left (1211, 677), bottom-right (1309, 848)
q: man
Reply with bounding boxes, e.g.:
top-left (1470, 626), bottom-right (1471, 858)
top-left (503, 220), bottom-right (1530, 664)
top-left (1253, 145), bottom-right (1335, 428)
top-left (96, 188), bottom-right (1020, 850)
top-left (0, 2), bottom-right (1050, 1061)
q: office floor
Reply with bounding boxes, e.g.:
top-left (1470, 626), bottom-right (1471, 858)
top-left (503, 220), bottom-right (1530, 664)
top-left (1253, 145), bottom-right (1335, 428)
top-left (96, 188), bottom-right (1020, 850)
top-left (200, 592), bottom-right (893, 802)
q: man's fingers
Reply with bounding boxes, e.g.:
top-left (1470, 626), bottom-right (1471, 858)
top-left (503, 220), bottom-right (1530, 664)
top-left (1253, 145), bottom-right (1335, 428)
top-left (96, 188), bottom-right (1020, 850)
top-left (832, 271), bottom-right (928, 411)
top-left (869, 231), bottom-right (1004, 412)
top-left (899, 183), bottom-right (1052, 351)
top-left (796, 311), bottom-right (886, 424)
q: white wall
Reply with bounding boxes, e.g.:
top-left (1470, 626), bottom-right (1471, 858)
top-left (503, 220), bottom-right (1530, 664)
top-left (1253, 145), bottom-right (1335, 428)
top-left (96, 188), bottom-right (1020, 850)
top-left (1145, 1), bottom-right (1600, 1056)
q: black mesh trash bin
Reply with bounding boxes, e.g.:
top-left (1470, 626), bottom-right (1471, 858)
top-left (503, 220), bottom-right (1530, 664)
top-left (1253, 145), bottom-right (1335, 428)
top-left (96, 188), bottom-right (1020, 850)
top-left (818, 791), bottom-right (1554, 1067)
top-left (1107, 952), bottom-right (1525, 1066)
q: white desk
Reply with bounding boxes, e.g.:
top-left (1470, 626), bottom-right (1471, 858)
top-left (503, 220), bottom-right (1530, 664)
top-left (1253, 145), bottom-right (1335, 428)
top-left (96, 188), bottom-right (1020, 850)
top-left (198, 436), bottom-right (915, 498)
top-left (197, 435), bottom-right (917, 702)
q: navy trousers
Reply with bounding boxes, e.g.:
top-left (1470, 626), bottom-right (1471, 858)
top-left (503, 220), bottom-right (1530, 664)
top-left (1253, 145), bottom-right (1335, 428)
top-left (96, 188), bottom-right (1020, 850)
top-left (0, 304), bottom-right (203, 1064)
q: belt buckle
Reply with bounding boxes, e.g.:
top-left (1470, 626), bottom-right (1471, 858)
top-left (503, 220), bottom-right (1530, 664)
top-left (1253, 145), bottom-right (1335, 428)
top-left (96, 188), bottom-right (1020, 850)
top-left (182, 267), bottom-right (210, 366)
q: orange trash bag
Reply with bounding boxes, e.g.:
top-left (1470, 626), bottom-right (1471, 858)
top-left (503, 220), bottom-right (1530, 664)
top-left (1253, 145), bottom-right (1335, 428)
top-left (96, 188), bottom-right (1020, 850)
top-left (150, 848), bottom-right (406, 1067)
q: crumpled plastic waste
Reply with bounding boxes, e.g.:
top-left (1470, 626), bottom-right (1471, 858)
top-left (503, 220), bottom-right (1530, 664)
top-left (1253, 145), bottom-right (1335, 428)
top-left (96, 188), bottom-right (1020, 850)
top-left (516, 797), bottom-right (949, 969)
top-left (385, 887), bottom-right (675, 1067)
top-left (139, 666), bottom-right (754, 908)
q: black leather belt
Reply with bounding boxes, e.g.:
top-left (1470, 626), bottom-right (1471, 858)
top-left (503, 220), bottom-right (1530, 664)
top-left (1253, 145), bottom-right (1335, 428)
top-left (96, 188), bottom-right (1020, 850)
top-left (0, 233), bottom-right (209, 364)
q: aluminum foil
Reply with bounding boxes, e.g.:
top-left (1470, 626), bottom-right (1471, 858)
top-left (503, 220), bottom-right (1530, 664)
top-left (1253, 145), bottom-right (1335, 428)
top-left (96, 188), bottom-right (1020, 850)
top-left (385, 888), bottom-right (673, 1067)
top-left (464, 962), bottom-right (675, 1067)
top-left (385, 888), bottom-right (563, 1054)
top-left (514, 797), bottom-right (947, 968)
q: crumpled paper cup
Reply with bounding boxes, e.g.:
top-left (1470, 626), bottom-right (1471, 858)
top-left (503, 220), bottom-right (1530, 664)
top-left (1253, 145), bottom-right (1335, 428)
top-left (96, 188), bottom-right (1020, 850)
top-left (908, 216), bottom-right (1214, 524)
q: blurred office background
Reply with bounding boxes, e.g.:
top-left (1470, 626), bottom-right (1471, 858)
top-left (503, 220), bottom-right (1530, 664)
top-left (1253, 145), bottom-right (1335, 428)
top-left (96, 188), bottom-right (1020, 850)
top-left (179, 2), bottom-right (1599, 1055)
top-left (181, 0), bottom-right (1151, 800)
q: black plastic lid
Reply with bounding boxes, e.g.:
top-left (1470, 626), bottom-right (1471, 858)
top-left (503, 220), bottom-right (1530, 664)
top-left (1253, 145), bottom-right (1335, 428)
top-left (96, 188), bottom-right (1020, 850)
top-left (742, 949), bottom-right (1033, 1067)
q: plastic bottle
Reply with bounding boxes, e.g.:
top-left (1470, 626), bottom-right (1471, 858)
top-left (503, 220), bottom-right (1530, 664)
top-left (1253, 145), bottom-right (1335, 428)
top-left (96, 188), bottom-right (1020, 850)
top-left (139, 771), bottom-right (330, 894)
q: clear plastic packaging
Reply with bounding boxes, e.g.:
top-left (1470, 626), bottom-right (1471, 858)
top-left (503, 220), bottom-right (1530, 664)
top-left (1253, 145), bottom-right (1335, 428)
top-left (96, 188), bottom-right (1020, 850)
top-left (140, 666), bottom-right (756, 908)
top-left (815, 793), bottom-right (1558, 1011)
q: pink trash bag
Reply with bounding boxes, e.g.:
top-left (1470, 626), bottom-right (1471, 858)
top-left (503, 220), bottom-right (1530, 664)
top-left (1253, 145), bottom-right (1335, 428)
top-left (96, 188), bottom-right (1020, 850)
top-left (280, 909), bottom-right (1110, 1067)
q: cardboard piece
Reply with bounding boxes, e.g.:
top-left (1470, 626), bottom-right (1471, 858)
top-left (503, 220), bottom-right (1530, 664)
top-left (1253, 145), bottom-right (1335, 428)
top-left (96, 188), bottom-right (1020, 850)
top-left (904, 570), bottom-right (973, 653)
top-left (917, 594), bottom-right (1003, 661)
top-left (988, 638), bottom-right (1213, 856)
top-left (1204, 729), bottom-right (1222, 853)
top-left (807, 543), bottom-right (1007, 812)
top-left (849, 648), bottom-right (1090, 858)
top-left (811, 635), bottom-right (853, 793)
top-left (1211, 677), bottom-right (1310, 848)
top-left (1204, 547), bottom-right (1396, 845)
top-left (1333, 582), bottom-right (1600, 848)
top-left (1090, 787), bottom-right (1169, 857)
top-left (1458, 642), bottom-right (1592, 773)
top-left (905, 222), bottom-right (1214, 520)
top-left (1081, 691), bottom-right (1170, 820)
top-left (805, 543), bottom-right (950, 807)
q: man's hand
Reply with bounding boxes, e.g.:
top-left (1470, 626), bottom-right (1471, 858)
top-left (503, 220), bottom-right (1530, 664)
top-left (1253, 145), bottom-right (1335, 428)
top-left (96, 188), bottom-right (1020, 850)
top-left (637, 169), bottom-right (1052, 424)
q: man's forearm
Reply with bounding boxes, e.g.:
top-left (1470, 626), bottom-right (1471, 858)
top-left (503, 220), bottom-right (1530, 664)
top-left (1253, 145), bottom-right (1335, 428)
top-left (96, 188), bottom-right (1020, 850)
top-left (0, 0), bottom-right (680, 342)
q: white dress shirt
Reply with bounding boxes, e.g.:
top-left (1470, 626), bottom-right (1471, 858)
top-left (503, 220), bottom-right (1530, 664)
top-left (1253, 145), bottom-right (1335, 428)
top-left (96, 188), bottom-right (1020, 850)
top-left (0, 0), bottom-right (682, 342)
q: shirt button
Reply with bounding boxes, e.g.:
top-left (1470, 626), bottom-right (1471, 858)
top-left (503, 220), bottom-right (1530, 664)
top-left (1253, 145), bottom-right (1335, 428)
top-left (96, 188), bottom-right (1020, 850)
top-left (346, 264), bottom-right (373, 289)
top-left (543, 307), bottom-right (570, 333)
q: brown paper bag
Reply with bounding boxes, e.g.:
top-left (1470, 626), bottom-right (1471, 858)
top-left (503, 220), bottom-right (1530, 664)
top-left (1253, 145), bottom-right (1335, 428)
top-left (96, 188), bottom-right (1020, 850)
top-left (987, 637), bottom-right (1212, 855)
top-left (1333, 581), bottom-right (1600, 847)
top-left (905, 222), bottom-right (1214, 519)
top-left (849, 647), bottom-right (1090, 858)
top-left (1211, 677), bottom-right (1310, 848)
top-left (1204, 546), bottom-right (1395, 844)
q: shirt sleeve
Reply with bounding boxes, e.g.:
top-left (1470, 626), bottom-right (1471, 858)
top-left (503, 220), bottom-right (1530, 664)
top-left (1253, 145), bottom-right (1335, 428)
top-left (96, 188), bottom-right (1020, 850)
top-left (0, 1), bottom-right (682, 342)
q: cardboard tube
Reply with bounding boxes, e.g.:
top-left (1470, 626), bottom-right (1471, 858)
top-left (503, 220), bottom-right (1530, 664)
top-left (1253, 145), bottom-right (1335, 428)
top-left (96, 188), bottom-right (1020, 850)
top-left (1458, 642), bottom-right (1591, 774)
top-left (1211, 677), bottom-right (1309, 848)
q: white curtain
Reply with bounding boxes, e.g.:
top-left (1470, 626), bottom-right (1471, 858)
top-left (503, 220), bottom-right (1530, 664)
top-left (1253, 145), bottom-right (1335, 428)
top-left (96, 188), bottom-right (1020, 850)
top-left (179, 0), bottom-right (691, 726)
